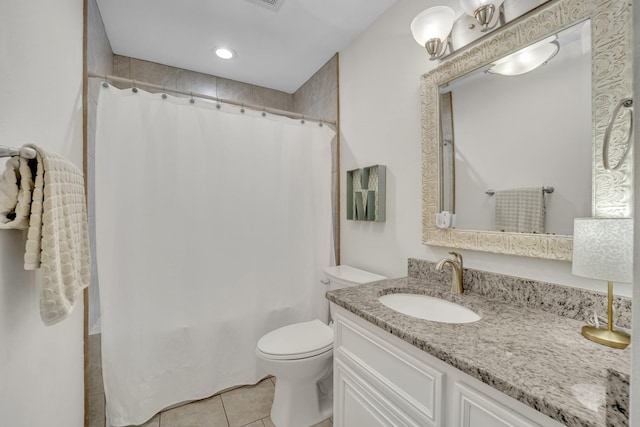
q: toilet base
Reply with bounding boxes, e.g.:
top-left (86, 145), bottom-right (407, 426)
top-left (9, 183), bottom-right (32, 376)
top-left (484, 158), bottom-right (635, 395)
top-left (255, 320), bottom-right (335, 427)
top-left (271, 374), bottom-right (333, 427)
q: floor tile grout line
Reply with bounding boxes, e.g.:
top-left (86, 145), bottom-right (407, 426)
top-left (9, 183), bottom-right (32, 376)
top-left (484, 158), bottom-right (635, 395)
top-left (220, 392), bottom-right (231, 427)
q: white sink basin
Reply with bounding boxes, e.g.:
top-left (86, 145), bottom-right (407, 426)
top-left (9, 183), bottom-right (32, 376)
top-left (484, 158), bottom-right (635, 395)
top-left (378, 293), bottom-right (481, 324)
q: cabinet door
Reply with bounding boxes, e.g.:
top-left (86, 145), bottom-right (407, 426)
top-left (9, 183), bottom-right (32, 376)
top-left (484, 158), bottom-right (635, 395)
top-left (454, 382), bottom-right (541, 427)
top-left (334, 357), bottom-right (414, 427)
top-left (334, 312), bottom-right (444, 426)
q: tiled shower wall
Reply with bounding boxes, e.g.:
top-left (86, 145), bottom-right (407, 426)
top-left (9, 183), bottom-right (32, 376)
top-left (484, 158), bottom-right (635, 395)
top-left (109, 53), bottom-right (338, 124)
top-left (293, 55), bottom-right (339, 261)
top-left (293, 55), bottom-right (338, 122)
top-left (111, 55), bottom-right (294, 112)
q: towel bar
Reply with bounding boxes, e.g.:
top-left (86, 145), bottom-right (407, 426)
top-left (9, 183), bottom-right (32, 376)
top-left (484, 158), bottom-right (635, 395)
top-left (0, 145), bottom-right (37, 159)
top-left (486, 187), bottom-right (554, 196)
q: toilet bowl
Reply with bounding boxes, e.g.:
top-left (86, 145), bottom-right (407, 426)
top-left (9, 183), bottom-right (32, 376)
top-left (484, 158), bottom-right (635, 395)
top-left (256, 319), bottom-right (334, 427)
top-left (255, 265), bottom-right (386, 427)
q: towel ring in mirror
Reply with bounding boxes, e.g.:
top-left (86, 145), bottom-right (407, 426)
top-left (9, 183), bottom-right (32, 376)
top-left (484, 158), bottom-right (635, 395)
top-left (603, 98), bottom-right (633, 172)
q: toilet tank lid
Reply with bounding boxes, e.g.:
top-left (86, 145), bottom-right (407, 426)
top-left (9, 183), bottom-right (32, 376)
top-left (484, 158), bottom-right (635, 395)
top-left (324, 265), bottom-right (387, 284)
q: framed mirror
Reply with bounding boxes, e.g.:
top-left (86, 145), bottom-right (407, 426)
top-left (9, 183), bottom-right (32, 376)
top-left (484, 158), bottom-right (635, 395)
top-left (421, 0), bottom-right (632, 261)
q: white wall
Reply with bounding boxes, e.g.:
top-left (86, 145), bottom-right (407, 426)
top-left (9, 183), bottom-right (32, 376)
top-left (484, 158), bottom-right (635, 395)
top-left (339, 0), bottom-right (631, 297)
top-left (0, 1), bottom-right (85, 426)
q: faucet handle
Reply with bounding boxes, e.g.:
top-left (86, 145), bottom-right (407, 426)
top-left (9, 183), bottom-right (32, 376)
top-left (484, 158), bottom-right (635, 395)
top-left (449, 251), bottom-right (463, 268)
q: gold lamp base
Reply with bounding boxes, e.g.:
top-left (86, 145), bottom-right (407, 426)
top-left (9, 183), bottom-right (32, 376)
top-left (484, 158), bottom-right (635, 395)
top-left (582, 325), bottom-right (630, 349)
top-left (580, 281), bottom-right (630, 350)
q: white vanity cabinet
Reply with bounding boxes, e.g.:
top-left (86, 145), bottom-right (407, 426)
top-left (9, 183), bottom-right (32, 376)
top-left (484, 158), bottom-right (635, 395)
top-left (333, 309), bottom-right (444, 427)
top-left (332, 306), bottom-right (565, 427)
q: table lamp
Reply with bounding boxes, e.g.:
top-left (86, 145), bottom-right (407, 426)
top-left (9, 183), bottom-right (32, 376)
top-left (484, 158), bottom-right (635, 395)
top-left (572, 218), bottom-right (633, 349)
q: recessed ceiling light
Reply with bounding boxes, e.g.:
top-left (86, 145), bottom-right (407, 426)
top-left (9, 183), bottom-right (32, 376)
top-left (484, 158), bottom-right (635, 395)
top-left (215, 48), bottom-right (236, 59)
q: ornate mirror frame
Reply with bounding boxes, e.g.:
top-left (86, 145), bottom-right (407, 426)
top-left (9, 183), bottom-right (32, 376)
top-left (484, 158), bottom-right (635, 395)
top-left (421, 0), bottom-right (632, 261)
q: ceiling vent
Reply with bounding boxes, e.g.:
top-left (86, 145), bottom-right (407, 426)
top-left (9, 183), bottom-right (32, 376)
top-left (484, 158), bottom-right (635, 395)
top-left (244, 0), bottom-right (285, 12)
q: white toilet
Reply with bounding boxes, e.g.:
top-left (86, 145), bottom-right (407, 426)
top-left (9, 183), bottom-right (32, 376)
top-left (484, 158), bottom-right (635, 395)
top-left (255, 265), bottom-right (386, 427)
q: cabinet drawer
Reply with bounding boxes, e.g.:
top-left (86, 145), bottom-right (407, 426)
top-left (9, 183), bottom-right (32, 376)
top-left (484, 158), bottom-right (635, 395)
top-left (334, 312), bottom-right (444, 426)
top-left (334, 358), bottom-right (413, 427)
top-left (454, 382), bottom-right (541, 427)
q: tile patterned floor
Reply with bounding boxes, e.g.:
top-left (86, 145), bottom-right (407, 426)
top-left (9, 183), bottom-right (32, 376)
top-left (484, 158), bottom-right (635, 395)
top-left (89, 335), bottom-right (332, 427)
top-left (129, 378), bottom-right (332, 427)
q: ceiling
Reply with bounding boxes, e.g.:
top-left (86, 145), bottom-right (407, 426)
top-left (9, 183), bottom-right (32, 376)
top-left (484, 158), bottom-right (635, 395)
top-left (97, 0), bottom-right (397, 93)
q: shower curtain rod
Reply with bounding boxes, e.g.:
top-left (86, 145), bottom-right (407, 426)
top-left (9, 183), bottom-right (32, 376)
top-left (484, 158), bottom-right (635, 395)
top-left (88, 73), bottom-right (337, 126)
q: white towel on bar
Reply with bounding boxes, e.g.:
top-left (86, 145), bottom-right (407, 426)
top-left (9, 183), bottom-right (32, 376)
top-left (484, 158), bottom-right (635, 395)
top-left (23, 145), bottom-right (91, 325)
top-left (0, 156), bottom-right (34, 229)
top-left (494, 187), bottom-right (545, 234)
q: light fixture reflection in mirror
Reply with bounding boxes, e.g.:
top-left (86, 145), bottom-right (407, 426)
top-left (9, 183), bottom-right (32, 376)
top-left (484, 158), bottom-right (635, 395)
top-left (488, 36), bottom-right (560, 76)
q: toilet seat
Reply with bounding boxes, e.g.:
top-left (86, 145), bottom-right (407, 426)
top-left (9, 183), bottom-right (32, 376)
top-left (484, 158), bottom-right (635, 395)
top-left (257, 319), bottom-right (333, 360)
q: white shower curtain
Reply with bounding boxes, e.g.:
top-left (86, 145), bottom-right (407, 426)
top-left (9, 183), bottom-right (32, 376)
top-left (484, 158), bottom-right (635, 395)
top-left (95, 85), bottom-right (335, 426)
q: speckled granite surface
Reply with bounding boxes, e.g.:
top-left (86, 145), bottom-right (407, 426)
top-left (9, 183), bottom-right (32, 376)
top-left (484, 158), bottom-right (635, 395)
top-left (326, 276), bottom-right (631, 427)
top-left (606, 369), bottom-right (629, 426)
top-left (408, 258), bottom-right (632, 328)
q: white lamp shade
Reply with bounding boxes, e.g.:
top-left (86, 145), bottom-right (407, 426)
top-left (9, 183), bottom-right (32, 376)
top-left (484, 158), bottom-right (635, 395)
top-left (459, 0), bottom-right (504, 17)
top-left (488, 37), bottom-right (559, 76)
top-left (410, 6), bottom-right (455, 47)
top-left (572, 218), bottom-right (633, 283)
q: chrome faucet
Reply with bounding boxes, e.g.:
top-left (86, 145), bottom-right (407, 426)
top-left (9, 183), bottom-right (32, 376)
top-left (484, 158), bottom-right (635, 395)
top-left (436, 251), bottom-right (464, 294)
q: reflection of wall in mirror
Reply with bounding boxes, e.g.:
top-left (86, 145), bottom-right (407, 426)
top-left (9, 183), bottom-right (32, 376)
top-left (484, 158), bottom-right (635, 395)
top-left (441, 93), bottom-right (455, 213)
top-left (450, 22), bottom-right (592, 236)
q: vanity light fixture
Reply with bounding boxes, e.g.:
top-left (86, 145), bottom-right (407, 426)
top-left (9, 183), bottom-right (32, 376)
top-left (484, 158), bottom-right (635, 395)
top-left (459, 0), bottom-right (504, 30)
top-left (410, 6), bottom-right (455, 60)
top-left (214, 47), bottom-right (236, 59)
top-left (488, 36), bottom-right (559, 76)
top-left (410, 0), bottom-right (515, 60)
top-left (572, 218), bottom-right (633, 349)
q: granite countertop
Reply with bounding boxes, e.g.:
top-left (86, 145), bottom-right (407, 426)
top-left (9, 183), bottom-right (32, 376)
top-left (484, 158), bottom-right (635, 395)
top-left (326, 276), bottom-right (631, 427)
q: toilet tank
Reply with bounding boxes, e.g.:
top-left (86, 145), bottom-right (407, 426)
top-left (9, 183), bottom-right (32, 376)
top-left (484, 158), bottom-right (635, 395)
top-left (324, 266), bottom-right (386, 322)
top-left (324, 265), bottom-right (386, 292)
